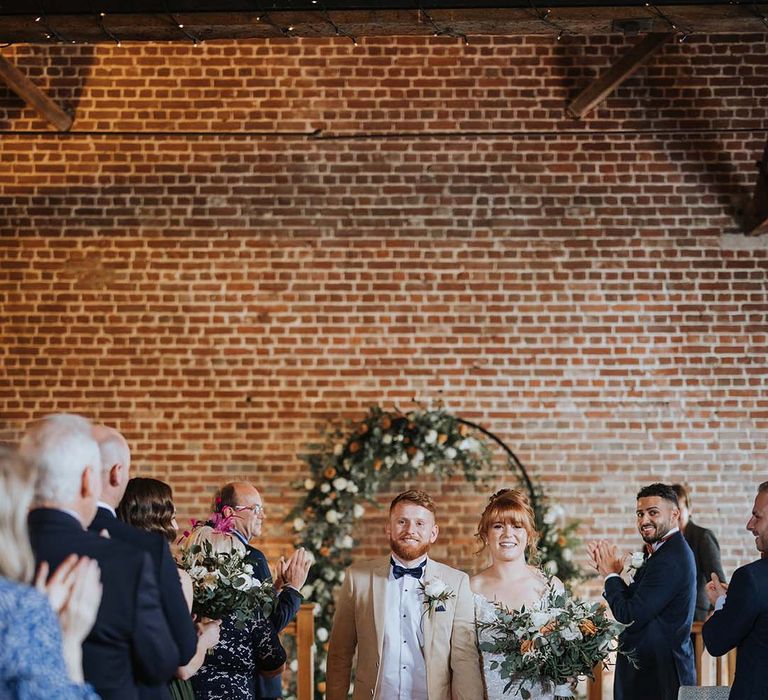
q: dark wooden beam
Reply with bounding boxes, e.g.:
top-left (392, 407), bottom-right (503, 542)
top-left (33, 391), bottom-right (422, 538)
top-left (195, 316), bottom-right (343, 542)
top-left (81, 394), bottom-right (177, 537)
top-left (0, 54), bottom-right (73, 130)
top-left (745, 137), bottom-right (768, 236)
top-left (566, 32), bottom-right (673, 119)
top-left (0, 6), bottom-right (765, 43)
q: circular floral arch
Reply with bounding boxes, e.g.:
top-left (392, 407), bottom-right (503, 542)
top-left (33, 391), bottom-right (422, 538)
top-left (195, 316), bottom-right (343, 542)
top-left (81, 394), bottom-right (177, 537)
top-left (287, 405), bottom-right (580, 699)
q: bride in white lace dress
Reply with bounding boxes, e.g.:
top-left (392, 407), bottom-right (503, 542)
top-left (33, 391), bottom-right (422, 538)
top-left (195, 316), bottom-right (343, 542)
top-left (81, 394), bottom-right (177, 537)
top-left (471, 489), bottom-right (565, 700)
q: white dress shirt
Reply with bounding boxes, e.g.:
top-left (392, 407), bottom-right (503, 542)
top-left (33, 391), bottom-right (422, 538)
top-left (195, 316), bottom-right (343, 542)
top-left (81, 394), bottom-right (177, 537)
top-left (375, 555), bottom-right (429, 700)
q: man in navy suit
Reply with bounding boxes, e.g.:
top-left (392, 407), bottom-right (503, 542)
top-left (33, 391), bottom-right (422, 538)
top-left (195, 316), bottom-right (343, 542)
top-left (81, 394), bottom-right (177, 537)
top-left (702, 481), bottom-right (768, 699)
top-left (588, 483), bottom-right (696, 700)
top-left (22, 413), bottom-right (180, 700)
top-left (89, 425), bottom-right (199, 699)
top-left (212, 481), bottom-right (311, 699)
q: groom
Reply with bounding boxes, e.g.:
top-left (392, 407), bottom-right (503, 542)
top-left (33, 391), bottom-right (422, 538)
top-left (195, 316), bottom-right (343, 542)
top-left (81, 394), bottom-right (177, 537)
top-left (326, 489), bottom-right (482, 700)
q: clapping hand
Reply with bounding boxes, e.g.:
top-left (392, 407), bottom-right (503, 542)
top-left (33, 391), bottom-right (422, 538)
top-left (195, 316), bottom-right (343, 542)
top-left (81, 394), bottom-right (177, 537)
top-left (705, 572), bottom-right (728, 606)
top-left (35, 555), bottom-right (102, 683)
top-left (587, 540), bottom-right (624, 577)
top-left (275, 547), bottom-right (311, 593)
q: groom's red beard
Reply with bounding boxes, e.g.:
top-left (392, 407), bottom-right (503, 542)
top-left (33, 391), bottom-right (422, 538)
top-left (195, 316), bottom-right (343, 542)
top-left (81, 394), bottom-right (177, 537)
top-left (390, 537), bottom-right (431, 562)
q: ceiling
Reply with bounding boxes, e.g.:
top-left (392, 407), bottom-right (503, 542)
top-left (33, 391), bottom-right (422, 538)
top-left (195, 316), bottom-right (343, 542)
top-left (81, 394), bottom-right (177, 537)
top-left (0, 1), bottom-right (765, 43)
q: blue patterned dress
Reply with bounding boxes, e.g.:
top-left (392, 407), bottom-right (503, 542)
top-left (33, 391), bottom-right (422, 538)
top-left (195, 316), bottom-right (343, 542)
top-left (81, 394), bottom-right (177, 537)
top-left (191, 610), bottom-right (286, 700)
top-left (0, 576), bottom-right (99, 699)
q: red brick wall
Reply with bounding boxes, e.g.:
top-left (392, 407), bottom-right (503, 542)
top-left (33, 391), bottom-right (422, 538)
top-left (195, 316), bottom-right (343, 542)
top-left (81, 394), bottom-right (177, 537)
top-left (1, 34), bottom-right (767, 590)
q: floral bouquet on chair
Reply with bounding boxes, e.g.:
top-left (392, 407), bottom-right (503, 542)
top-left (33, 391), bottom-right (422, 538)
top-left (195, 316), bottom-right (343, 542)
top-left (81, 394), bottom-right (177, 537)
top-left (176, 513), bottom-right (277, 629)
top-left (477, 583), bottom-right (629, 700)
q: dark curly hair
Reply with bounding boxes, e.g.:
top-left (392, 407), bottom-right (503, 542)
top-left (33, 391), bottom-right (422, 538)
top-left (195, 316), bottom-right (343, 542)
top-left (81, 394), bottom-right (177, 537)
top-left (117, 477), bottom-right (176, 543)
top-left (637, 482), bottom-right (679, 507)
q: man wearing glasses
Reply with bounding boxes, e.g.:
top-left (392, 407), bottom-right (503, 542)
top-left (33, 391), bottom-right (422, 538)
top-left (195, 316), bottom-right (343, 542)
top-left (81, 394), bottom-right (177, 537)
top-left (214, 482), bottom-right (311, 700)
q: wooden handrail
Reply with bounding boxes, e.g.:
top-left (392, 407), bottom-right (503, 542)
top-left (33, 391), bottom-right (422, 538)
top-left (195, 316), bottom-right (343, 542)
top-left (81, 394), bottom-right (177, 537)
top-left (281, 602), bottom-right (317, 700)
top-left (585, 622), bottom-right (736, 699)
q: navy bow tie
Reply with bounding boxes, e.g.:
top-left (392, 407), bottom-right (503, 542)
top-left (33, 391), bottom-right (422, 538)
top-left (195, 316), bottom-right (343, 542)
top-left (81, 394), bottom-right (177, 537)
top-left (390, 558), bottom-right (426, 580)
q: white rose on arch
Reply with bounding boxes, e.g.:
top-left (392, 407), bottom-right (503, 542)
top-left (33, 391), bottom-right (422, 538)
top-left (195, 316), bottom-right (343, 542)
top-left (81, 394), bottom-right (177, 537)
top-left (325, 510), bottom-right (340, 524)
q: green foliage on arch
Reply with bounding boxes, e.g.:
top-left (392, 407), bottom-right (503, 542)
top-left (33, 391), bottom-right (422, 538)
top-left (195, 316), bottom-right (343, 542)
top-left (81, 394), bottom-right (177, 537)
top-left (286, 405), bottom-right (581, 699)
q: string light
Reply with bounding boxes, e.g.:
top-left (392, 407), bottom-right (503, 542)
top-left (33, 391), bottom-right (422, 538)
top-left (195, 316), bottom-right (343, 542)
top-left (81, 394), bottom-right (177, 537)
top-left (161, 0), bottom-right (202, 44)
top-left (35, 1), bottom-right (65, 43)
top-left (644, 3), bottom-right (693, 42)
top-left (249, 1), bottom-right (292, 37)
top-left (748, 2), bottom-right (768, 27)
top-left (417, 2), bottom-right (469, 45)
top-left (90, 3), bottom-right (122, 47)
top-left (315, 0), bottom-right (358, 46)
top-left (527, 1), bottom-right (573, 42)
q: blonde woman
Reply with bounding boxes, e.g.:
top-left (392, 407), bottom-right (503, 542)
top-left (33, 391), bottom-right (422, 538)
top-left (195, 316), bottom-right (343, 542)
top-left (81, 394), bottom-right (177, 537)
top-left (471, 488), bottom-right (564, 700)
top-left (0, 445), bottom-right (102, 698)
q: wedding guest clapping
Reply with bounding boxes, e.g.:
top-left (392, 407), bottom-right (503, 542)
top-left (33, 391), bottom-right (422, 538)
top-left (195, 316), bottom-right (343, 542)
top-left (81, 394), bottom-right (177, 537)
top-left (588, 482), bottom-right (696, 700)
top-left (90, 426), bottom-right (198, 700)
top-left (702, 481), bottom-right (768, 699)
top-left (209, 481), bottom-right (310, 700)
top-left (471, 488), bottom-right (564, 700)
top-left (21, 413), bottom-right (180, 700)
top-left (0, 444), bottom-right (101, 698)
top-left (118, 477), bottom-right (222, 700)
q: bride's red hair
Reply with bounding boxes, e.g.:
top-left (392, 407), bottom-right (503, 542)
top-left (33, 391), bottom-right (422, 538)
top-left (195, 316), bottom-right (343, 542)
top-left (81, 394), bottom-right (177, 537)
top-left (475, 488), bottom-right (539, 561)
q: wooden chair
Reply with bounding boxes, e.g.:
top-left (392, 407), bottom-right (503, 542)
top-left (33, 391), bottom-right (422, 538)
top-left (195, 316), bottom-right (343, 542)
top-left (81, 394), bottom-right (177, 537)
top-left (281, 602), bottom-right (317, 700)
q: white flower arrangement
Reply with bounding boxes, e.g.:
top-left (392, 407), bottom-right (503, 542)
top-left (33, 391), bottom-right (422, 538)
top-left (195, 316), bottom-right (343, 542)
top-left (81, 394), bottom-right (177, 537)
top-left (626, 551), bottom-right (646, 580)
top-left (176, 523), bottom-right (276, 629)
top-left (419, 577), bottom-right (455, 618)
top-left (477, 583), bottom-right (630, 700)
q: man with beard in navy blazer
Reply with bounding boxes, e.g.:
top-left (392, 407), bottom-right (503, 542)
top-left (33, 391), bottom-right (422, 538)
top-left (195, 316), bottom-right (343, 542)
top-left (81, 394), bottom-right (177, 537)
top-left (588, 483), bottom-right (696, 700)
top-left (702, 481), bottom-right (768, 699)
top-left (22, 414), bottom-right (179, 700)
top-left (89, 425), bottom-right (198, 699)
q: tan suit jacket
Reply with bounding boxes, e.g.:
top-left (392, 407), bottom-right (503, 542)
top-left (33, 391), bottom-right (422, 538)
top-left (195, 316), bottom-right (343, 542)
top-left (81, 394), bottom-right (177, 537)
top-left (326, 557), bottom-right (483, 700)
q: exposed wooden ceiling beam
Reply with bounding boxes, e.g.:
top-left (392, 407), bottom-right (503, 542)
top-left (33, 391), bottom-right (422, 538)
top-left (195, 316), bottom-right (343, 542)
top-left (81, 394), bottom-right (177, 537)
top-left (0, 6), bottom-right (766, 43)
top-left (745, 138), bottom-right (768, 236)
top-left (567, 32), bottom-right (672, 119)
top-left (0, 54), bottom-right (73, 131)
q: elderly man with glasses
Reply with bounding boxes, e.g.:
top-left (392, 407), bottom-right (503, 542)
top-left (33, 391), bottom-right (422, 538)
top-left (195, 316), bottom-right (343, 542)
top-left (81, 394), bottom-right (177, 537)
top-left (213, 482), bottom-right (311, 700)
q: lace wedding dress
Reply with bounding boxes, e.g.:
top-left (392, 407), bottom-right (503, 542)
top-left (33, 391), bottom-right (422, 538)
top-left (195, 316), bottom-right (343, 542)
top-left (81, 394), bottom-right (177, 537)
top-left (474, 593), bottom-right (556, 700)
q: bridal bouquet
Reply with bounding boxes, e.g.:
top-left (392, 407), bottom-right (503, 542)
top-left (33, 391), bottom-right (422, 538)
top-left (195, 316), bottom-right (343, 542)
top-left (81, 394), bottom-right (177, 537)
top-left (176, 515), bottom-right (277, 629)
top-left (477, 585), bottom-right (628, 699)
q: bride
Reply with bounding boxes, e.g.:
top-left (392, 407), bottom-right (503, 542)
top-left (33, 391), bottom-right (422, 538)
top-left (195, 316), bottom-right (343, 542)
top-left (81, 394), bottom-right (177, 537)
top-left (471, 488), bottom-right (564, 700)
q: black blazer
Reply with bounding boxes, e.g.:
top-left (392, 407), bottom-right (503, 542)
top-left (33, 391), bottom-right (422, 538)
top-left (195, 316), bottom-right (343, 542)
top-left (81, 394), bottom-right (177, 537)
top-left (90, 506), bottom-right (198, 700)
top-left (683, 520), bottom-right (727, 622)
top-left (244, 543), bottom-right (302, 700)
top-left (703, 557), bottom-right (768, 700)
top-left (604, 531), bottom-right (697, 700)
top-left (28, 508), bottom-right (180, 700)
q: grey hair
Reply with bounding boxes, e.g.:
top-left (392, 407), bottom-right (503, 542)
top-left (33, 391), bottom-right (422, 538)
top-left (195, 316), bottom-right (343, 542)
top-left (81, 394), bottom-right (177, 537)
top-left (96, 426), bottom-right (130, 472)
top-left (20, 413), bottom-right (101, 506)
top-left (0, 445), bottom-right (35, 582)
